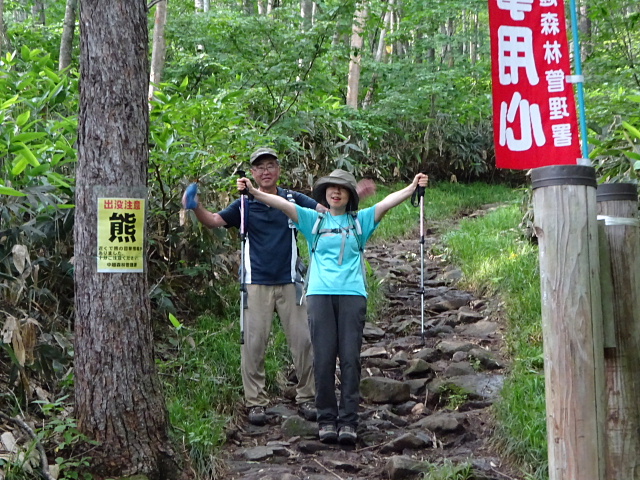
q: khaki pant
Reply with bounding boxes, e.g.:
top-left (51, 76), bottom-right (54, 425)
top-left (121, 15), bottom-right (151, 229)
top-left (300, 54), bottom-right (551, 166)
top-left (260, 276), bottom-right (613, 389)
top-left (241, 283), bottom-right (315, 407)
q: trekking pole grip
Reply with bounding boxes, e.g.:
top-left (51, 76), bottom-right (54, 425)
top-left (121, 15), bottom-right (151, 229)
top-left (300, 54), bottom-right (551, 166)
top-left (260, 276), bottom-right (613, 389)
top-left (238, 169), bottom-right (248, 196)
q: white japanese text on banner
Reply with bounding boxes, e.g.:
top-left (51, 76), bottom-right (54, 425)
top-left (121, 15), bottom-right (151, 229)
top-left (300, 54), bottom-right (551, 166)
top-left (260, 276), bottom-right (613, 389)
top-left (489, 0), bottom-right (581, 169)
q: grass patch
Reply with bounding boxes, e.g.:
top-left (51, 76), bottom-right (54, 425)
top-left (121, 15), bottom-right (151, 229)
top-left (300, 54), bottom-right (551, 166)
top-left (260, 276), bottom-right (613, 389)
top-left (158, 284), bottom-right (291, 478)
top-left (441, 202), bottom-right (548, 479)
top-left (420, 459), bottom-right (474, 480)
top-left (364, 181), bottom-right (519, 241)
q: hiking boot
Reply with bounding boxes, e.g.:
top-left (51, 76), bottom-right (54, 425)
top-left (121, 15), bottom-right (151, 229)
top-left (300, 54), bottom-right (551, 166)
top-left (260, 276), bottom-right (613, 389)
top-left (318, 424), bottom-right (338, 443)
top-left (338, 425), bottom-right (357, 445)
top-left (248, 406), bottom-right (267, 426)
top-left (298, 401), bottom-right (317, 421)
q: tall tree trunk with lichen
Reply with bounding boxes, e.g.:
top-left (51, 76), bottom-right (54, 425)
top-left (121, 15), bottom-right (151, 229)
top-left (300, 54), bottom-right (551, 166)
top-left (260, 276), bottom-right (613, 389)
top-left (75, 0), bottom-right (185, 477)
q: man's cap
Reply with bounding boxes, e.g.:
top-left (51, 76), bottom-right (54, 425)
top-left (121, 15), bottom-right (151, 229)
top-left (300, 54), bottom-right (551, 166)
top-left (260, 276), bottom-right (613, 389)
top-left (313, 169), bottom-right (359, 211)
top-left (250, 147), bottom-right (279, 165)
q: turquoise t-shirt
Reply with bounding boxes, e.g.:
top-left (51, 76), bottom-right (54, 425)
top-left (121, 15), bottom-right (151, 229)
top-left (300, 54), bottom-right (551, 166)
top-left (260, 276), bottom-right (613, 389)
top-left (295, 205), bottom-right (379, 297)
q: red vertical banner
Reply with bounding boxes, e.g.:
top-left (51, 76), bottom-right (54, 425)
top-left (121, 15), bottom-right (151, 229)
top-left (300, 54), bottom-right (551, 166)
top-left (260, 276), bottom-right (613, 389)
top-left (489, 0), bottom-right (581, 169)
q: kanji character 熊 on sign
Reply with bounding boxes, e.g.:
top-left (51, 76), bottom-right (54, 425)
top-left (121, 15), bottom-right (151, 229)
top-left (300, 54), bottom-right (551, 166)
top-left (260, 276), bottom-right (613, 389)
top-left (489, 0), bottom-right (581, 169)
top-left (97, 197), bottom-right (145, 273)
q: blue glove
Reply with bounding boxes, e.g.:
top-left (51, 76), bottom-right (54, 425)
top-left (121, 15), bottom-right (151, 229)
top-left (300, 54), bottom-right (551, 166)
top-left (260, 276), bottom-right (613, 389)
top-left (184, 182), bottom-right (199, 209)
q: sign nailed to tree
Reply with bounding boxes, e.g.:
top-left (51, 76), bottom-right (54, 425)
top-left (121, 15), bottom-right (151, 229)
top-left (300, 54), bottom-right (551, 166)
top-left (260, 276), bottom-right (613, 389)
top-left (488, 0), bottom-right (581, 169)
top-left (97, 197), bottom-right (145, 273)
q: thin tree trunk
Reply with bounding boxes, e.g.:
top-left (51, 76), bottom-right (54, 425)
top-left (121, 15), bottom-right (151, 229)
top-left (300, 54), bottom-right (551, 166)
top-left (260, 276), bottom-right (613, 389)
top-left (470, 11), bottom-right (478, 65)
top-left (375, 0), bottom-right (391, 62)
top-left (301, 0), bottom-right (312, 30)
top-left (13, 0), bottom-right (27, 23)
top-left (364, 0), bottom-right (390, 109)
top-left (76, 0), bottom-right (184, 477)
top-left (195, 0), bottom-right (203, 12)
top-left (59, 0), bottom-right (77, 71)
top-left (297, 0), bottom-right (313, 80)
top-left (149, 0), bottom-right (168, 102)
top-left (447, 17), bottom-right (455, 67)
top-left (346, 5), bottom-right (367, 109)
top-left (578, 0), bottom-right (591, 60)
top-left (32, 0), bottom-right (45, 25)
top-left (0, 0), bottom-right (6, 55)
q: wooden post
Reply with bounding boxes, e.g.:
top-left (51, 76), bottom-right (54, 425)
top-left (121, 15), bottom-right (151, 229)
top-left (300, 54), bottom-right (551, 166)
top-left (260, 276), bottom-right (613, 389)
top-left (531, 165), bottom-right (605, 480)
top-left (596, 183), bottom-right (640, 480)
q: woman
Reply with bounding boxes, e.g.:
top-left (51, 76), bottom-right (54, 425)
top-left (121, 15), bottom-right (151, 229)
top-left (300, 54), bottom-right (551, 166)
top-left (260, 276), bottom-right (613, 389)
top-left (238, 169), bottom-right (428, 445)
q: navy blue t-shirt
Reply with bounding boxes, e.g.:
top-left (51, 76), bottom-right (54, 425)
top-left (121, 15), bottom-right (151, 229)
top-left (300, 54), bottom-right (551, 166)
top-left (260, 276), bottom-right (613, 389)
top-left (218, 187), bottom-right (317, 285)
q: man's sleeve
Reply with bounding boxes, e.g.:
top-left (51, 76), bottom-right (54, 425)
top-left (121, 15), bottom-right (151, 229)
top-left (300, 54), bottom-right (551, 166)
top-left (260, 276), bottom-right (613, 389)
top-left (293, 191), bottom-right (318, 210)
top-left (218, 199), bottom-right (241, 229)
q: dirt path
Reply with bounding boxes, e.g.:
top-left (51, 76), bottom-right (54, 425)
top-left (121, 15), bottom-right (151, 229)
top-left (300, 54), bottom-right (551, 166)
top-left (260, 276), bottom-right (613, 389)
top-left (219, 212), bottom-right (524, 480)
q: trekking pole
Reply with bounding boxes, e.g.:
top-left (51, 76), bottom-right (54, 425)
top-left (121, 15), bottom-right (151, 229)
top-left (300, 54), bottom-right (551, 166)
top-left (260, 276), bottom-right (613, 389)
top-left (411, 182), bottom-right (426, 344)
top-left (238, 170), bottom-right (248, 345)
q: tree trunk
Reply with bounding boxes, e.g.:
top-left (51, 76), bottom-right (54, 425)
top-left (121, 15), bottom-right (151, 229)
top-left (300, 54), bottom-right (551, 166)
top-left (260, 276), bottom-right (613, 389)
top-left (59, 0), bottom-right (77, 71)
top-left (32, 0), bottom-right (45, 25)
top-left (364, 0), bottom-right (390, 108)
top-left (194, 0), bottom-right (203, 12)
top-left (374, 1), bottom-right (391, 63)
top-left (0, 0), bottom-right (5, 55)
top-left (346, 4), bottom-right (367, 109)
top-left (149, 0), bottom-right (168, 102)
top-left (469, 11), bottom-right (478, 65)
top-left (578, 0), bottom-right (592, 60)
top-left (300, 0), bottom-right (312, 30)
top-left (76, 0), bottom-right (183, 478)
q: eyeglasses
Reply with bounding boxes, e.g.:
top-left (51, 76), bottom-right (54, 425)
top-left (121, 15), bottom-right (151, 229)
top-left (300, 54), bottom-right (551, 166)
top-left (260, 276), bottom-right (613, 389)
top-left (252, 163), bottom-right (279, 173)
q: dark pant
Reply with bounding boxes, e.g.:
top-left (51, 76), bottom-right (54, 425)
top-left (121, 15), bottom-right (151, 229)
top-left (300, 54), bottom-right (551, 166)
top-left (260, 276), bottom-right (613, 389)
top-left (307, 294), bottom-right (366, 428)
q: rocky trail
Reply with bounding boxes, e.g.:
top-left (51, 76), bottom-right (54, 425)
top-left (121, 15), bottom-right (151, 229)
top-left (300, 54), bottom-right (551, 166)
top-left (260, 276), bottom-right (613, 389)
top-left (219, 209), bottom-right (525, 480)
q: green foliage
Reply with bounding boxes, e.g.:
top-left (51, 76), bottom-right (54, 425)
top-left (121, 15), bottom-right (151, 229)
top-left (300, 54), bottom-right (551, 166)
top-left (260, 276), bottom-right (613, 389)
top-left (590, 95), bottom-right (640, 182)
top-left (438, 383), bottom-right (470, 410)
top-left (421, 459), bottom-right (474, 480)
top-left (0, 47), bottom-right (77, 336)
top-left (35, 397), bottom-right (95, 480)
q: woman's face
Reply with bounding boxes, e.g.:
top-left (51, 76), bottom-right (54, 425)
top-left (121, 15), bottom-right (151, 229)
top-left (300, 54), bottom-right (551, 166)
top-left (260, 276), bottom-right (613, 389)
top-left (325, 184), bottom-right (350, 210)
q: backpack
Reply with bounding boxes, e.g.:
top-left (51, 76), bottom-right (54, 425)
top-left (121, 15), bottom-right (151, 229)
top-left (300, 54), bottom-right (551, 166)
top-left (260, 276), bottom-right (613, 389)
top-left (285, 189), bottom-right (309, 305)
top-left (303, 211), bottom-right (366, 294)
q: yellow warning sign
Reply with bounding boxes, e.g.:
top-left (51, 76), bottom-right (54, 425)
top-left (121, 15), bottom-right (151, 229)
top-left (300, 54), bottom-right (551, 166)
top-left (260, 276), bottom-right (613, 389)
top-left (97, 198), bottom-right (145, 273)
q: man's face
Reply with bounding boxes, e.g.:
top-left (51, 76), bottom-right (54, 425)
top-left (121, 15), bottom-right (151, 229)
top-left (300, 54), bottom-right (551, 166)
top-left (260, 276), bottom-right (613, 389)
top-left (250, 156), bottom-right (280, 189)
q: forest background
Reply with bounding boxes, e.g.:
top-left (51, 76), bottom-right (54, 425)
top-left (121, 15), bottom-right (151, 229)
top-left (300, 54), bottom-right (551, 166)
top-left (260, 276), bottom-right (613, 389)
top-left (1, 0), bottom-right (640, 478)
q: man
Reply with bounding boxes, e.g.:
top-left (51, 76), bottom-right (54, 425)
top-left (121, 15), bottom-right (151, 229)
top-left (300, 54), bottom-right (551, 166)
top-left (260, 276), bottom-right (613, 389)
top-left (182, 147), bottom-right (319, 426)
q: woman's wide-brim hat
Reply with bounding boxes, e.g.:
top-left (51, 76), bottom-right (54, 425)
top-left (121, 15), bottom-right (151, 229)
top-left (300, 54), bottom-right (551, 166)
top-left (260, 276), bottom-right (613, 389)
top-left (313, 169), bottom-right (359, 211)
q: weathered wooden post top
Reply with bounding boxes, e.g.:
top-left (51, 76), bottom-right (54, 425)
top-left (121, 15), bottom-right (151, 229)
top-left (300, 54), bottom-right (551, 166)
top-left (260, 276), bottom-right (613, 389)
top-left (531, 164), bottom-right (606, 480)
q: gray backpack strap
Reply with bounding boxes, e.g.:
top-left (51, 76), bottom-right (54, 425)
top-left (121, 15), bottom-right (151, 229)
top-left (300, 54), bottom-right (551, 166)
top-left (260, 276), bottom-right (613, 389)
top-left (304, 213), bottom-right (325, 294)
top-left (347, 212), bottom-right (367, 285)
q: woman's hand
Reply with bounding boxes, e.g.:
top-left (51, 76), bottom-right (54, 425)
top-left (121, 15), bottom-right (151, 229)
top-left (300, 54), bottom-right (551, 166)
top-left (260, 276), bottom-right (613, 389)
top-left (413, 173), bottom-right (429, 189)
top-left (237, 177), bottom-right (254, 194)
top-left (356, 178), bottom-right (376, 199)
